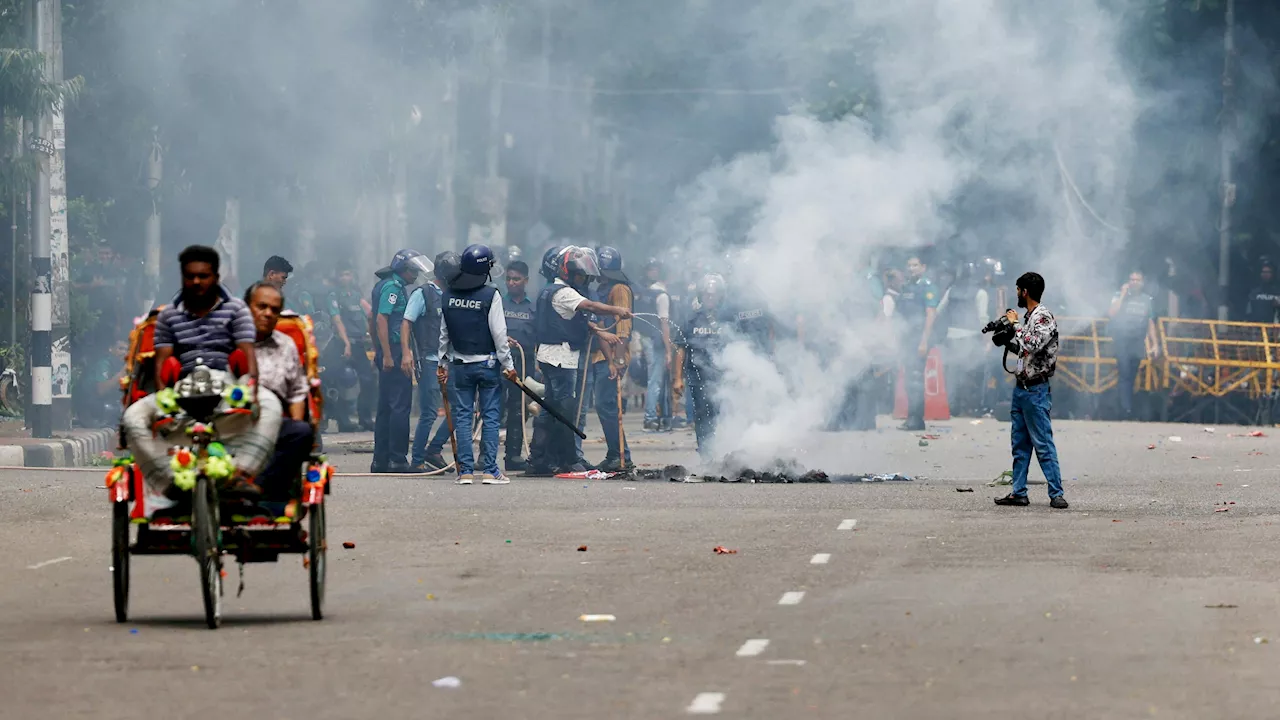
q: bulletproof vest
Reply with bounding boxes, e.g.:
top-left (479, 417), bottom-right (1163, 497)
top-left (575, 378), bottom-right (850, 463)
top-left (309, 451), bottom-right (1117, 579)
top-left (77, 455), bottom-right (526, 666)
top-left (535, 284), bottom-right (589, 350)
top-left (899, 277), bottom-right (931, 325)
top-left (945, 284), bottom-right (977, 330)
top-left (1248, 285), bottom-right (1280, 323)
top-left (685, 308), bottom-right (726, 378)
top-left (633, 285), bottom-right (666, 340)
top-left (336, 288), bottom-right (368, 344)
top-left (441, 285), bottom-right (498, 356)
top-left (731, 294), bottom-right (771, 350)
top-left (504, 295), bottom-right (536, 350)
top-left (411, 284), bottom-right (444, 358)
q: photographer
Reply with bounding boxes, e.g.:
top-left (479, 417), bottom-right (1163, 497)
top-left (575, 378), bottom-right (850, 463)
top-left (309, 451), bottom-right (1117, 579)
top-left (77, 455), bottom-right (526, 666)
top-left (990, 272), bottom-right (1068, 509)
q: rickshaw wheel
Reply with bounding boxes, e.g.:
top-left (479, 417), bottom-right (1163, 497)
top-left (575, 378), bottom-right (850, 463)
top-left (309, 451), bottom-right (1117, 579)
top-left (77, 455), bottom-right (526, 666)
top-left (309, 503), bottom-right (326, 620)
top-left (111, 500), bottom-right (130, 623)
top-left (193, 475), bottom-right (222, 629)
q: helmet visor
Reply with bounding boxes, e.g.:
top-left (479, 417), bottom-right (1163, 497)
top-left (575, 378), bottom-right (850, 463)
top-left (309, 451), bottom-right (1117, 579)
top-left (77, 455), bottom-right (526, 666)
top-left (565, 248), bottom-right (600, 278)
top-left (406, 255), bottom-right (433, 280)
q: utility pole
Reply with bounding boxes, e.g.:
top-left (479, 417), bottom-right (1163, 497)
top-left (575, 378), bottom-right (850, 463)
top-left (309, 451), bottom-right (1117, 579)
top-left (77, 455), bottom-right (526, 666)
top-left (143, 127), bottom-right (162, 311)
top-left (533, 2), bottom-right (551, 219)
top-left (28, 0), bottom-right (54, 437)
top-left (1217, 0), bottom-right (1236, 322)
top-left (46, 0), bottom-right (69, 429)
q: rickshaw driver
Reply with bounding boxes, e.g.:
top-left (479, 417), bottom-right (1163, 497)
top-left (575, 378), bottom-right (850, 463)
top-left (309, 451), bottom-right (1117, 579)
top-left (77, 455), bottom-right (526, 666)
top-left (121, 245), bottom-right (283, 514)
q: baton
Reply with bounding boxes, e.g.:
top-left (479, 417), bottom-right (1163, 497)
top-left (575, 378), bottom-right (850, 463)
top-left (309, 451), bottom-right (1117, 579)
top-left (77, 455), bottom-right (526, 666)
top-left (506, 375), bottom-right (587, 440)
top-left (437, 373), bottom-right (461, 476)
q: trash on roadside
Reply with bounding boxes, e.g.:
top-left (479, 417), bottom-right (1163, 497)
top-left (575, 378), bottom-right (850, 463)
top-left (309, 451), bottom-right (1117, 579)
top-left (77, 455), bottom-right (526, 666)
top-left (1191, 456), bottom-right (1210, 460)
top-left (956, 487), bottom-right (975, 493)
top-left (1214, 507), bottom-right (1230, 513)
top-left (918, 440), bottom-right (929, 447)
top-left (577, 545), bottom-right (588, 552)
top-left (579, 614), bottom-right (616, 622)
top-left (1256, 637), bottom-right (1269, 645)
top-left (1203, 427), bottom-right (1216, 433)
top-left (1146, 444), bottom-right (1156, 450)
top-left (988, 470), bottom-right (1014, 487)
top-left (921, 434), bottom-right (941, 440)
top-left (970, 420), bottom-right (983, 425)
top-left (342, 541), bottom-right (355, 549)
top-left (432, 676), bottom-right (462, 688)
top-left (1250, 430), bottom-right (1266, 437)
top-left (713, 546), bottom-right (738, 555)
top-left (1205, 604), bottom-right (1238, 609)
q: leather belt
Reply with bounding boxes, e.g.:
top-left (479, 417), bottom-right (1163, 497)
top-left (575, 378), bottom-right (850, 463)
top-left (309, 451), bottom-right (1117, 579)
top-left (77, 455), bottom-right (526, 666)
top-left (1016, 376), bottom-right (1048, 390)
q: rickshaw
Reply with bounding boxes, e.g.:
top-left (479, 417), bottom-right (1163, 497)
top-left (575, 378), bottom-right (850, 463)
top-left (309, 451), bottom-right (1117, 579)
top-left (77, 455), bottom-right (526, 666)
top-left (106, 309), bottom-right (333, 629)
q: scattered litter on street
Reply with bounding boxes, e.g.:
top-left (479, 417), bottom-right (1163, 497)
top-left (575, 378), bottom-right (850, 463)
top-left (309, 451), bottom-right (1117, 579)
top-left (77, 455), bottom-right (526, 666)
top-left (577, 545), bottom-right (588, 552)
top-left (921, 434), bottom-right (941, 440)
top-left (766, 659), bottom-right (807, 666)
top-left (955, 487), bottom-right (974, 493)
top-left (1147, 444), bottom-right (1156, 450)
top-left (1191, 456), bottom-right (1210, 460)
top-left (342, 542), bottom-right (355, 549)
top-left (1255, 637), bottom-right (1269, 645)
top-left (713, 546), bottom-right (738, 555)
top-left (1169, 436), bottom-right (1182, 442)
top-left (579, 614), bottom-right (616, 622)
top-left (1203, 427), bottom-right (1215, 433)
top-left (1204, 604), bottom-right (1238, 609)
top-left (970, 420), bottom-right (983, 425)
top-left (989, 470), bottom-right (1013, 486)
top-left (1214, 507), bottom-right (1230, 513)
top-left (918, 439), bottom-right (930, 447)
top-left (432, 676), bottom-right (462, 689)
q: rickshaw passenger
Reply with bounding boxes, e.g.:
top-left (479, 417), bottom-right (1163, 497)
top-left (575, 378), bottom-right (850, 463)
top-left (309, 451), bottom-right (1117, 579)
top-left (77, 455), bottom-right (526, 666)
top-left (244, 282), bottom-right (314, 501)
top-left (121, 245), bottom-right (282, 511)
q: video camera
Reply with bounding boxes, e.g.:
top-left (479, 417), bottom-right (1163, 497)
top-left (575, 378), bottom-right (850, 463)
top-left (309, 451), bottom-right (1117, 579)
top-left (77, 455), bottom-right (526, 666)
top-left (982, 312), bottom-right (1018, 349)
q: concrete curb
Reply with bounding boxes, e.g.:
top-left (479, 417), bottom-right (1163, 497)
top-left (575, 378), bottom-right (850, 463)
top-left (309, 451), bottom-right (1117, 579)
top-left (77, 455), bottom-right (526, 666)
top-left (0, 428), bottom-right (116, 468)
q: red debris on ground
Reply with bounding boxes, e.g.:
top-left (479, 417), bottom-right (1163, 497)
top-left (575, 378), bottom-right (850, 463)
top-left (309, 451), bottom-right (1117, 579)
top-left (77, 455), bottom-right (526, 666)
top-left (342, 541), bottom-right (356, 549)
top-left (577, 545), bottom-right (588, 552)
top-left (1147, 444), bottom-right (1156, 450)
top-left (713, 546), bottom-right (738, 555)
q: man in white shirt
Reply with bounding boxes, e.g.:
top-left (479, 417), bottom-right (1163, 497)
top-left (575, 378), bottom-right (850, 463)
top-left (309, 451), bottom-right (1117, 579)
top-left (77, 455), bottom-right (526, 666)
top-left (525, 246), bottom-right (631, 475)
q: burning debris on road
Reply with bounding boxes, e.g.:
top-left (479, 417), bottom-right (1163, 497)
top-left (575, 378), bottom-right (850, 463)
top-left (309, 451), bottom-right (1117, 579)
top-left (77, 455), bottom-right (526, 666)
top-left (628, 462), bottom-right (913, 484)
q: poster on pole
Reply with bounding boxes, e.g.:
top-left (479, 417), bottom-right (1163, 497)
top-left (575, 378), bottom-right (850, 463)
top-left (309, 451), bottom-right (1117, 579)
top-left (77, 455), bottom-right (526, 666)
top-left (49, 111), bottom-right (69, 328)
top-left (51, 334), bottom-right (70, 399)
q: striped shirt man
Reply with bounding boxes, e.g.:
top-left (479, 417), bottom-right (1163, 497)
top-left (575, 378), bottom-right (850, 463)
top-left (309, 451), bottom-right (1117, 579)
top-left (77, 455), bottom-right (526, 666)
top-left (154, 286), bottom-right (256, 373)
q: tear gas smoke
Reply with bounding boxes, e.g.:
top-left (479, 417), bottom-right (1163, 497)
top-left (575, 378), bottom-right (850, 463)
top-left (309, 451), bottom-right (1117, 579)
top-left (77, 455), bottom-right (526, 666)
top-left (660, 0), bottom-right (1145, 468)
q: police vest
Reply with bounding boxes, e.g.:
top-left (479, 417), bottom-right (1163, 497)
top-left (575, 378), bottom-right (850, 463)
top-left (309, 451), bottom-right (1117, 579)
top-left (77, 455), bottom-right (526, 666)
top-left (1248, 286), bottom-right (1280, 323)
top-left (411, 284), bottom-right (444, 358)
top-left (535, 284), bottom-right (589, 350)
top-left (899, 278), bottom-right (932, 326)
top-left (732, 299), bottom-right (771, 350)
top-left (334, 289), bottom-right (368, 344)
top-left (944, 284), bottom-right (977, 330)
top-left (441, 285), bottom-right (498, 356)
top-left (633, 286), bottom-right (667, 340)
top-left (504, 296), bottom-right (536, 350)
top-left (685, 309), bottom-right (726, 379)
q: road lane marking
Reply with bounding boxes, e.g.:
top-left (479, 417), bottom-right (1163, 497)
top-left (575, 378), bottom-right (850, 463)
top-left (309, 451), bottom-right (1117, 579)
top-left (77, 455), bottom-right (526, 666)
top-left (27, 556), bottom-right (72, 570)
top-left (778, 591), bottom-right (805, 605)
top-left (837, 519), bottom-right (857, 530)
top-left (735, 639), bottom-right (769, 657)
top-left (767, 659), bottom-right (807, 666)
top-left (810, 553), bottom-right (831, 564)
top-left (687, 693), bottom-right (726, 714)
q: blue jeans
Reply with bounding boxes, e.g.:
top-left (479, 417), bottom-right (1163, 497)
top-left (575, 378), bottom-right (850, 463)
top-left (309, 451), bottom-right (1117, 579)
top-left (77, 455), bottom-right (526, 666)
top-left (451, 361), bottom-right (503, 476)
top-left (641, 336), bottom-right (668, 423)
top-left (411, 370), bottom-right (453, 466)
top-left (1009, 383), bottom-right (1064, 498)
top-left (593, 361), bottom-right (631, 463)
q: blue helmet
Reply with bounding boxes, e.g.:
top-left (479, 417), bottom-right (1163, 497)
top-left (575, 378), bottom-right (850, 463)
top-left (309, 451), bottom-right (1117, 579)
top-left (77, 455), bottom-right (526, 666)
top-left (390, 249), bottom-right (431, 281)
top-left (453, 244), bottom-right (496, 290)
top-left (596, 246), bottom-right (629, 284)
top-left (540, 245), bottom-right (565, 281)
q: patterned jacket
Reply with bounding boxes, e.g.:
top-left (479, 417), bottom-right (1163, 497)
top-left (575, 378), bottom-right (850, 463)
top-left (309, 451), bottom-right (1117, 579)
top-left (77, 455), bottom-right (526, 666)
top-left (1015, 304), bottom-right (1058, 382)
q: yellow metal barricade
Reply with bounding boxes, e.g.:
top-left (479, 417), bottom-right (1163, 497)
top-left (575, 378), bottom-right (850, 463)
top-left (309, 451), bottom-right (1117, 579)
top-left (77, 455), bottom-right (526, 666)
top-left (1158, 319), bottom-right (1280, 398)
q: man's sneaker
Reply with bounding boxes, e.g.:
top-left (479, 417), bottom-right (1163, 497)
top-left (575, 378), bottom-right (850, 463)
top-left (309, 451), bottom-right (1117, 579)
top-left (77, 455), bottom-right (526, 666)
top-left (598, 457), bottom-right (627, 473)
top-left (481, 473), bottom-right (511, 485)
top-left (505, 456), bottom-right (529, 472)
top-left (994, 493), bottom-right (1030, 506)
top-left (456, 474), bottom-right (475, 485)
top-left (524, 464), bottom-right (556, 476)
top-left (423, 453), bottom-right (449, 471)
top-left (1050, 496), bottom-right (1070, 509)
top-left (643, 419), bottom-right (659, 431)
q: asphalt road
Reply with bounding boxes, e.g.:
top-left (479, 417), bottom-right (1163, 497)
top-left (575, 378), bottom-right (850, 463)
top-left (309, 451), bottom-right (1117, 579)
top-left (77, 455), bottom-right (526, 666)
top-left (4, 414), bottom-right (1280, 719)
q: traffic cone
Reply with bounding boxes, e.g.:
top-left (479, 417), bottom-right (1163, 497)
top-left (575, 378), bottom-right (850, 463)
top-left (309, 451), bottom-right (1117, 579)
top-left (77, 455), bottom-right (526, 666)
top-left (893, 348), bottom-right (951, 421)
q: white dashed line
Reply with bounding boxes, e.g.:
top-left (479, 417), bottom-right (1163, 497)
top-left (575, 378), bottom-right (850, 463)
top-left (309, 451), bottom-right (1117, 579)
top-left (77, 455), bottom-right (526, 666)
top-left (687, 692), bottom-right (726, 714)
top-left (766, 659), bottom-right (807, 666)
top-left (778, 591), bottom-right (806, 606)
top-left (735, 639), bottom-right (770, 657)
top-left (810, 553), bottom-right (831, 565)
top-left (27, 556), bottom-right (72, 570)
top-left (837, 519), bottom-right (857, 530)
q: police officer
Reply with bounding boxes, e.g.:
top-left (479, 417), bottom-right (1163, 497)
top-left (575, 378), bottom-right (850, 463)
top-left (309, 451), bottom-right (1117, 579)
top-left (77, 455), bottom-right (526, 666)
top-left (400, 251), bottom-right (456, 472)
top-left (437, 244), bottom-right (517, 485)
top-left (674, 274), bottom-right (728, 459)
top-left (370, 249), bottom-right (430, 473)
top-left (526, 246), bottom-right (631, 475)
top-left (326, 259), bottom-right (376, 432)
top-left (940, 262), bottom-right (987, 416)
top-left (1245, 264), bottom-right (1280, 324)
top-left (502, 260), bottom-right (536, 471)
top-left (590, 246), bottom-right (634, 471)
top-left (727, 274), bottom-right (775, 355)
top-left (899, 254), bottom-right (940, 432)
top-left (633, 258), bottom-right (673, 431)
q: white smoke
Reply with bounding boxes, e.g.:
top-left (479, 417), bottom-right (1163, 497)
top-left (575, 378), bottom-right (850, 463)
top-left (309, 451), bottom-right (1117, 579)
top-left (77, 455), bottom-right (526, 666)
top-left (664, 0), bottom-right (1142, 467)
